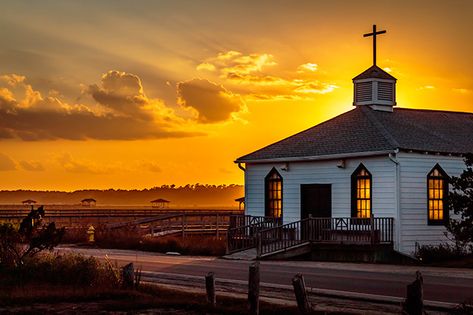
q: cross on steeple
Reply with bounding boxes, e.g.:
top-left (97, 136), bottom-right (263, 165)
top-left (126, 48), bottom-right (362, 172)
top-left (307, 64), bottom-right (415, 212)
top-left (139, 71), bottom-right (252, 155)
top-left (363, 24), bottom-right (386, 66)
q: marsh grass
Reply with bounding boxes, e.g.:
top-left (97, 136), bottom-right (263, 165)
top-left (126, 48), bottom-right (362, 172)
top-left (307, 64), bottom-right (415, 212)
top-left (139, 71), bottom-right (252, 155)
top-left (94, 229), bottom-right (226, 256)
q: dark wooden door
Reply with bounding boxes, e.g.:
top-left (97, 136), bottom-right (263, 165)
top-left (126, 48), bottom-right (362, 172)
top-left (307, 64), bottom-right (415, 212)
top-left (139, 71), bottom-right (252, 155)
top-left (300, 184), bottom-right (332, 240)
top-left (301, 184), bottom-right (332, 219)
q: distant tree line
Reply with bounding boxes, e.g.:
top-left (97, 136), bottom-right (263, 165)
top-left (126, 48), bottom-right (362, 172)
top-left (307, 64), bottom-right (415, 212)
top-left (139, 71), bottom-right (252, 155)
top-left (0, 184), bottom-right (244, 207)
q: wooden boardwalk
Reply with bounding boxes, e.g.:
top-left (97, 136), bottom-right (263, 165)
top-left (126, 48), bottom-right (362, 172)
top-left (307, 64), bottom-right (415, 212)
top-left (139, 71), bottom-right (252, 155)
top-left (0, 206), bottom-right (242, 232)
top-left (106, 212), bottom-right (232, 238)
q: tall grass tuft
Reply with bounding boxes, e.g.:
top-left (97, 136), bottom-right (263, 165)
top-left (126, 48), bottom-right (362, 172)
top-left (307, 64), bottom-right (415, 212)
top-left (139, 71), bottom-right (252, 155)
top-left (1, 253), bottom-right (119, 289)
top-left (95, 229), bottom-right (226, 256)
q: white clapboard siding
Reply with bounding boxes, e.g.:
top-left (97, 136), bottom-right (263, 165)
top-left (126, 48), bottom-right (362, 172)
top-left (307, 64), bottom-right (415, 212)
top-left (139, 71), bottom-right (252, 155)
top-left (245, 155), bottom-right (397, 227)
top-left (397, 152), bottom-right (465, 254)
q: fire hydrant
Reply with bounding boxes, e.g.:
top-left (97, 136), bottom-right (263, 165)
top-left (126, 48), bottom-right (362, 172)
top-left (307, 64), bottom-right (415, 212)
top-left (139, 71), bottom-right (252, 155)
top-left (87, 225), bottom-right (95, 244)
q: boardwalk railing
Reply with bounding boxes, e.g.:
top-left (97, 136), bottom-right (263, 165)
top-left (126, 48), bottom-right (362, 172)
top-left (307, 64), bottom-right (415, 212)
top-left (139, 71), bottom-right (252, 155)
top-left (257, 217), bottom-right (394, 257)
top-left (227, 215), bottom-right (282, 253)
top-left (0, 208), bottom-right (242, 229)
top-left (107, 212), bottom-right (232, 238)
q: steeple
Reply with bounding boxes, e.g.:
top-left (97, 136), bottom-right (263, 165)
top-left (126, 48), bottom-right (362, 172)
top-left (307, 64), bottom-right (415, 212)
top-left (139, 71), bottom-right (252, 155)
top-left (353, 25), bottom-right (396, 112)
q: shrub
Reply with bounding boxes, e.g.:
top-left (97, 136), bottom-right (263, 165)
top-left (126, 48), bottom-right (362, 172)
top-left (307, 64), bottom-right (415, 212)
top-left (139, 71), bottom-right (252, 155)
top-left (95, 228), bottom-right (226, 256)
top-left (3, 253), bottom-right (119, 288)
top-left (415, 243), bottom-right (471, 264)
top-left (0, 206), bottom-right (65, 267)
top-left (60, 227), bottom-right (88, 244)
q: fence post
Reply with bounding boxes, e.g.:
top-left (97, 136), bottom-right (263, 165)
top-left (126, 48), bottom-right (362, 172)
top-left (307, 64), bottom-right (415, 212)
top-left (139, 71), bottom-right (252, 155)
top-left (205, 272), bottom-right (216, 308)
top-left (181, 213), bottom-right (185, 238)
top-left (256, 232), bottom-right (262, 258)
top-left (216, 213), bottom-right (219, 238)
top-left (122, 262), bottom-right (135, 289)
top-left (292, 273), bottom-right (311, 314)
top-left (370, 216), bottom-right (375, 245)
top-left (248, 261), bottom-right (260, 315)
top-left (403, 271), bottom-right (424, 315)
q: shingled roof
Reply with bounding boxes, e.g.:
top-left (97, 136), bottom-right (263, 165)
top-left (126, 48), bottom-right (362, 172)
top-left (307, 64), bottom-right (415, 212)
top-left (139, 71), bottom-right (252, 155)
top-left (236, 106), bottom-right (473, 163)
top-left (352, 65), bottom-right (396, 81)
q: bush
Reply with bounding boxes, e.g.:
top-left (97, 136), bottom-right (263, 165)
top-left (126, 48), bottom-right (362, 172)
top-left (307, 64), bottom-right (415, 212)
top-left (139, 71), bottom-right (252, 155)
top-left (1, 253), bottom-right (119, 288)
top-left (0, 206), bottom-right (65, 267)
top-left (95, 229), bottom-right (226, 256)
top-left (415, 243), bottom-right (471, 264)
top-left (60, 227), bottom-right (88, 244)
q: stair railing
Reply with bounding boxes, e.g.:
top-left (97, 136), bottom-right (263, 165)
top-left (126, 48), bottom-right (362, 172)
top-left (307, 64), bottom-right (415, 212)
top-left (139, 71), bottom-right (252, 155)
top-left (227, 216), bottom-right (282, 253)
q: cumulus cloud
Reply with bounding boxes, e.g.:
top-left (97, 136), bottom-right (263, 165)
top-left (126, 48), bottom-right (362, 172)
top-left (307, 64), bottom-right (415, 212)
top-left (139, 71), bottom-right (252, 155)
top-left (19, 160), bottom-right (44, 171)
top-left (297, 63), bottom-right (318, 73)
top-left (88, 71), bottom-right (149, 118)
top-left (0, 153), bottom-right (16, 171)
top-left (453, 88), bottom-right (471, 94)
top-left (196, 63), bottom-right (216, 72)
top-left (417, 85), bottom-right (435, 91)
top-left (138, 161), bottom-right (162, 173)
top-left (293, 82), bottom-right (338, 94)
top-left (57, 153), bottom-right (107, 174)
top-left (0, 72), bottom-right (201, 141)
top-left (177, 78), bottom-right (245, 123)
top-left (197, 51), bottom-right (337, 100)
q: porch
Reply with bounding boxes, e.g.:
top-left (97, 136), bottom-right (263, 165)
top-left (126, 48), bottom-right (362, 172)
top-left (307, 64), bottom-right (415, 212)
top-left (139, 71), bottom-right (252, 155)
top-left (227, 216), bottom-right (394, 260)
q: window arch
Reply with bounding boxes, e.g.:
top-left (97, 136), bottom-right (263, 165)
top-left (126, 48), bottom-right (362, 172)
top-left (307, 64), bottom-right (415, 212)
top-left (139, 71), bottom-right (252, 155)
top-left (351, 164), bottom-right (372, 218)
top-left (265, 168), bottom-right (282, 218)
top-left (427, 164), bottom-right (449, 225)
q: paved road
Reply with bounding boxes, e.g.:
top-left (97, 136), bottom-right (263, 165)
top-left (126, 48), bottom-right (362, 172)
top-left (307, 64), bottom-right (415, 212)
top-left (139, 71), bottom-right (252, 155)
top-left (58, 247), bottom-right (473, 304)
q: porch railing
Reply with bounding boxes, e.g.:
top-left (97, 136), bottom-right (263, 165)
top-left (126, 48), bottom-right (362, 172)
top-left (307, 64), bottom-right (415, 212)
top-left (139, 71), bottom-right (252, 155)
top-left (257, 217), bottom-right (394, 257)
top-left (227, 215), bottom-right (282, 253)
top-left (228, 215), bottom-right (278, 230)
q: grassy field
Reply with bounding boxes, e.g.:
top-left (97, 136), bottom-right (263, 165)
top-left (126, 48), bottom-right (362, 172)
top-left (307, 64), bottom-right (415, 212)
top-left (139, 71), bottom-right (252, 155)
top-left (63, 227), bottom-right (227, 256)
top-left (0, 252), bottom-right (354, 314)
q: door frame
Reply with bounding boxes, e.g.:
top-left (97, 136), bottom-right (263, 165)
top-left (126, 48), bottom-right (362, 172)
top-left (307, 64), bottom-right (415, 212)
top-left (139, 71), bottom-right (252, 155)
top-left (300, 183), bottom-right (332, 219)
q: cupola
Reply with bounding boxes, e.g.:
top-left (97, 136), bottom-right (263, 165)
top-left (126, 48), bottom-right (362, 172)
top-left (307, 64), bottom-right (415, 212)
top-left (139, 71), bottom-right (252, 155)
top-left (353, 24), bottom-right (396, 112)
top-left (353, 65), bottom-right (396, 112)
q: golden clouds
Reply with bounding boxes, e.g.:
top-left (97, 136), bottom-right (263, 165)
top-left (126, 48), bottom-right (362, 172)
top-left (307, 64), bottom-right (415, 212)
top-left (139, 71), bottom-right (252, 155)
top-left (297, 63), bottom-right (318, 73)
top-left (0, 153), bottom-right (16, 171)
top-left (57, 153), bottom-right (107, 174)
top-left (18, 160), bottom-right (44, 171)
top-left (0, 71), bottom-right (205, 141)
top-left (88, 70), bottom-right (156, 119)
top-left (177, 78), bottom-right (245, 123)
top-left (196, 50), bottom-right (337, 100)
top-left (0, 153), bottom-right (44, 172)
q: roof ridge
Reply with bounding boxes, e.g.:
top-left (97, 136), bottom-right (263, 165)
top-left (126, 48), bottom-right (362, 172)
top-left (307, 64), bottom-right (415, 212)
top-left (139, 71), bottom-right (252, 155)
top-left (360, 106), bottom-right (400, 149)
top-left (395, 107), bottom-right (473, 115)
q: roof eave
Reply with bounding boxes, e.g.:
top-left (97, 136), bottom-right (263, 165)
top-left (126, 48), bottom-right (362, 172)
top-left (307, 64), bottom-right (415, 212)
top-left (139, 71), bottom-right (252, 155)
top-left (234, 150), bottom-right (397, 164)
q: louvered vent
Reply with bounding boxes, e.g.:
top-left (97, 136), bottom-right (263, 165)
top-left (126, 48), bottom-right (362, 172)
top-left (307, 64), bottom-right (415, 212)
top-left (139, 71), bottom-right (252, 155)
top-left (355, 82), bottom-right (372, 103)
top-left (378, 82), bottom-right (394, 101)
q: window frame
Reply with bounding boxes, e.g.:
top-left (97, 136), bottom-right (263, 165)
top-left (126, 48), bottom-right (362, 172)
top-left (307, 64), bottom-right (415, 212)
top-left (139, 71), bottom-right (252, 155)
top-left (351, 163), bottom-right (373, 219)
top-left (427, 164), bottom-right (449, 226)
top-left (265, 167), bottom-right (283, 219)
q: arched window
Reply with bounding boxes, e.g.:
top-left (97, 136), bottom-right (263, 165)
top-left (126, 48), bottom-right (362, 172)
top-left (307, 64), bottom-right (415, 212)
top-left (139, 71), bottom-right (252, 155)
top-left (265, 168), bottom-right (282, 218)
top-left (351, 164), bottom-right (372, 218)
top-left (427, 164), bottom-right (449, 225)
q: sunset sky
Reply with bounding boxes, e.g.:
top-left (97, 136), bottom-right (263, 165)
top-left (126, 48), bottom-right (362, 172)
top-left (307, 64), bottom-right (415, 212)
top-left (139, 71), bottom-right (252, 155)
top-left (1, 0), bottom-right (473, 191)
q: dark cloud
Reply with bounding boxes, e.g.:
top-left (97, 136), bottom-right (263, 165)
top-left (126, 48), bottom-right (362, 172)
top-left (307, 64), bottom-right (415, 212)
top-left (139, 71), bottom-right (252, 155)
top-left (0, 106), bottom-right (196, 140)
top-left (88, 71), bottom-right (150, 119)
top-left (0, 153), bottom-right (16, 171)
top-left (0, 72), bottom-right (201, 141)
top-left (177, 78), bottom-right (244, 123)
top-left (19, 160), bottom-right (44, 171)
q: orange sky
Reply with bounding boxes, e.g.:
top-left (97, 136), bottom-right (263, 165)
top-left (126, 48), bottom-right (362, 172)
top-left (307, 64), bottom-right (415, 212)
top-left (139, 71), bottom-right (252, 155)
top-left (0, 0), bottom-right (473, 190)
